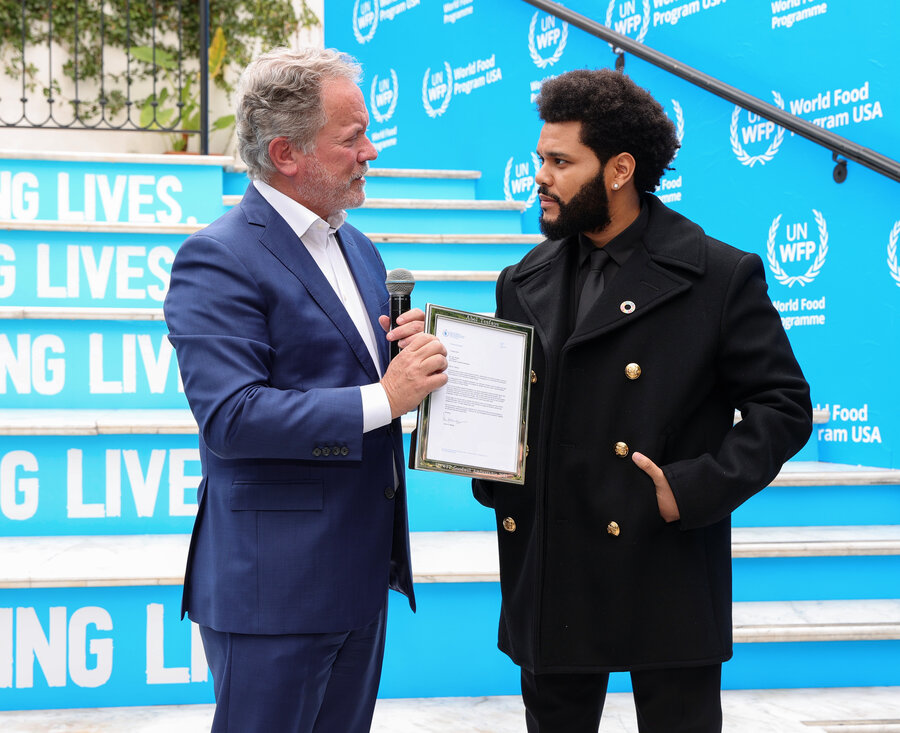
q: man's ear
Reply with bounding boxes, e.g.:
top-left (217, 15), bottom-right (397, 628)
top-left (268, 137), bottom-right (303, 178)
top-left (607, 152), bottom-right (636, 191)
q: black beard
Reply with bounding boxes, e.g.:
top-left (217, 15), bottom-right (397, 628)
top-left (538, 172), bottom-right (611, 240)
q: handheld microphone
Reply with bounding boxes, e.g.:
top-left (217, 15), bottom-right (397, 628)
top-left (386, 268), bottom-right (415, 360)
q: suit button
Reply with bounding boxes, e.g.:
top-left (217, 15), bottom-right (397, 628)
top-left (531, 370), bottom-right (537, 384)
top-left (312, 447), bottom-right (322, 457)
top-left (502, 517), bottom-right (517, 532)
top-left (624, 363), bottom-right (642, 380)
top-left (340, 446), bottom-right (349, 456)
top-left (614, 441), bottom-right (629, 457)
top-left (332, 445), bottom-right (340, 456)
top-left (607, 521), bottom-right (621, 537)
top-left (322, 446), bottom-right (331, 457)
top-left (384, 486), bottom-right (396, 500)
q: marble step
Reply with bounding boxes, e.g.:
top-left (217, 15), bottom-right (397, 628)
top-left (0, 150), bottom-right (233, 167)
top-left (0, 408), bottom-right (843, 440)
top-left (0, 687), bottom-right (898, 733)
top-left (4, 528), bottom-right (900, 597)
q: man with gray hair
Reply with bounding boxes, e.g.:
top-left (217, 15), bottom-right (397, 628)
top-left (164, 47), bottom-right (448, 732)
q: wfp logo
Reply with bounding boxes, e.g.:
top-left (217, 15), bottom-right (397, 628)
top-left (503, 153), bottom-right (542, 209)
top-left (669, 99), bottom-right (685, 158)
top-left (352, 0), bottom-right (379, 44)
top-left (730, 92), bottom-right (785, 167)
top-left (766, 210), bottom-right (828, 287)
top-left (422, 63), bottom-right (453, 118)
top-left (888, 220), bottom-right (900, 288)
top-left (605, 0), bottom-right (651, 52)
top-left (370, 70), bottom-right (399, 124)
top-left (528, 12), bottom-right (568, 68)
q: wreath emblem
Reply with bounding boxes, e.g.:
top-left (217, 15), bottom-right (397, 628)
top-left (503, 152), bottom-right (542, 209)
top-left (370, 69), bottom-right (399, 124)
top-left (670, 99), bottom-right (685, 159)
top-left (352, 0), bottom-right (379, 44)
top-left (731, 91), bottom-right (785, 167)
top-left (888, 220), bottom-right (900, 287)
top-left (421, 62), bottom-right (453, 118)
top-left (605, 0), bottom-right (651, 53)
top-left (766, 210), bottom-right (828, 288)
top-left (528, 12), bottom-right (568, 69)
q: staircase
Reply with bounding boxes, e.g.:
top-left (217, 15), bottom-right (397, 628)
top-left (1, 149), bottom-right (898, 729)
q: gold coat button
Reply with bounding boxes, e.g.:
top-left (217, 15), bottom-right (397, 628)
top-left (614, 441), bottom-right (629, 457)
top-left (607, 521), bottom-right (620, 537)
top-left (624, 363), bottom-right (642, 380)
top-left (502, 517), bottom-right (517, 532)
top-left (531, 370), bottom-right (537, 384)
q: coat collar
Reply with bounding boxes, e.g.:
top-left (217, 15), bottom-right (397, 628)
top-left (510, 195), bottom-right (707, 349)
top-left (239, 184), bottom-right (385, 380)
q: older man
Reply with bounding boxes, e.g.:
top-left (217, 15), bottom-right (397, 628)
top-left (473, 69), bottom-right (812, 732)
top-left (164, 47), bottom-right (447, 733)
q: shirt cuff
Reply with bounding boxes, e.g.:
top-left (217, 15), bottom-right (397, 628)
top-left (360, 383), bottom-right (393, 433)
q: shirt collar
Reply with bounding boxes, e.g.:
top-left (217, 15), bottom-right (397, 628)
top-left (253, 179), bottom-right (347, 246)
top-left (578, 198), bottom-right (648, 268)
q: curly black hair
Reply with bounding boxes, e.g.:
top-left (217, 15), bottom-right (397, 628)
top-left (536, 69), bottom-right (680, 193)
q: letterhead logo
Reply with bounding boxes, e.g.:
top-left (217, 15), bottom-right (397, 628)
top-left (766, 210), bottom-right (828, 287)
top-left (528, 12), bottom-right (568, 69)
top-left (888, 220), bottom-right (900, 288)
top-left (352, 0), bottom-right (379, 44)
top-left (422, 62), bottom-right (453, 118)
top-left (503, 153), bottom-right (542, 209)
top-left (605, 0), bottom-right (651, 52)
top-left (730, 92), bottom-right (785, 167)
top-left (370, 70), bottom-right (399, 124)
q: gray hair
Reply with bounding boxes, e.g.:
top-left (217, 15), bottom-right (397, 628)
top-left (235, 47), bottom-right (363, 182)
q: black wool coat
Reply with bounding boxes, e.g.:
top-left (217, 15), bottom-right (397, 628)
top-left (473, 194), bottom-right (812, 674)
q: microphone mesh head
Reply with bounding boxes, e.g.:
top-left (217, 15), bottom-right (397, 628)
top-left (386, 268), bottom-right (415, 295)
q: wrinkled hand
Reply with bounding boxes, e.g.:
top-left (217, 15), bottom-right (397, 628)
top-left (379, 308), bottom-right (426, 350)
top-left (380, 331), bottom-right (448, 418)
top-left (632, 452), bottom-right (680, 523)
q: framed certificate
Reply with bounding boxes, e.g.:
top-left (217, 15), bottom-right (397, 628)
top-left (413, 304), bottom-right (534, 484)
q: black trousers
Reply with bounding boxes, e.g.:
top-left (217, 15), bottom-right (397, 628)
top-left (521, 664), bottom-right (723, 733)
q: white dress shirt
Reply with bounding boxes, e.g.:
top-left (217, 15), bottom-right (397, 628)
top-left (253, 180), bottom-right (392, 433)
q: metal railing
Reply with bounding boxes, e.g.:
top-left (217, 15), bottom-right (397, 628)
top-left (1, 0), bottom-right (211, 154)
top-left (522, 0), bottom-right (900, 185)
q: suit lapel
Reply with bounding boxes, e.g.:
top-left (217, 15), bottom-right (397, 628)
top-left (242, 187), bottom-right (382, 382)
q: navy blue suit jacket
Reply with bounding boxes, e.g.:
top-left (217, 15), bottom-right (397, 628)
top-left (164, 184), bottom-right (415, 635)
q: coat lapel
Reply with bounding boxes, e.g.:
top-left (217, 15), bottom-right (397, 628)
top-left (512, 239), bottom-right (574, 362)
top-left (565, 244), bottom-right (691, 347)
top-left (241, 186), bottom-right (382, 382)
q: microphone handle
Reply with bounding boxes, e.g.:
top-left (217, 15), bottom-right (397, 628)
top-left (389, 293), bottom-right (411, 360)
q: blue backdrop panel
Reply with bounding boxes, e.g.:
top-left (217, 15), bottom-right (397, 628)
top-left (732, 483), bottom-right (900, 528)
top-left (725, 640), bottom-right (900, 690)
top-left (732, 556), bottom-right (900, 602)
top-left (0, 435), bottom-right (200, 536)
top-left (382, 582), bottom-right (519, 698)
top-left (0, 230), bottom-right (184, 309)
top-left (327, 0), bottom-right (900, 468)
top-left (0, 160), bottom-right (223, 225)
top-left (0, 320), bottom-right (186, 409)
top-left (0, 586), bottom-right (211, 711)
top-left (0, 584), bottom-right (517, 709)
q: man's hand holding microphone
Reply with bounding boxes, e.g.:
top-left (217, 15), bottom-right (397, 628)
top-left (378, 269), bottom-right (448, 419)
